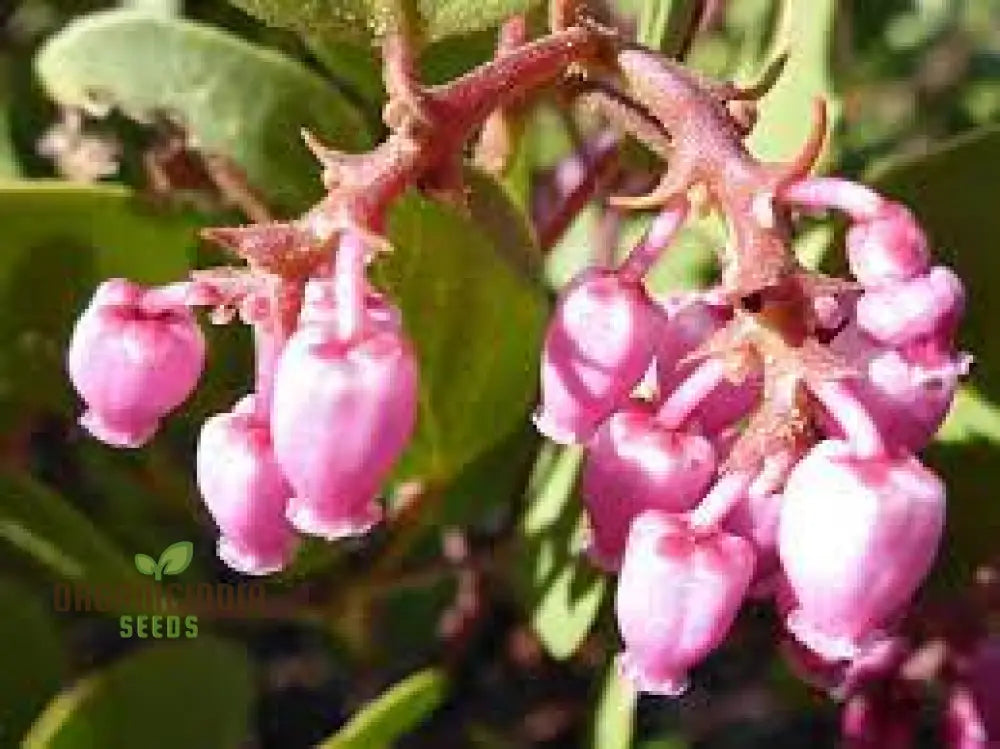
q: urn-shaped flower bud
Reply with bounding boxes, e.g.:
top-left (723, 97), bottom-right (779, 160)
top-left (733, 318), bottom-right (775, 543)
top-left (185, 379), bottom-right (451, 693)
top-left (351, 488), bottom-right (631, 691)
top-left (68, 279), bottom-right (205, 447)
top-left (271, 314), bottom-right (417, 540)
top-left (846, 203), bottom-right (930, 286)
top-left (534, 269), bottom-right (658, 444)
top-left (616, 511), bottom-right (755, 695)
top-left (778, 440), bottom-right (945, 660)
top-left (830, 326), bottom-right (969, 452)
top-left (856, 266), bottom-right (964, 347)
top-left (196, 396), bottom-right (297, 575)
top-left (582, 403), bottom-right (717, 570)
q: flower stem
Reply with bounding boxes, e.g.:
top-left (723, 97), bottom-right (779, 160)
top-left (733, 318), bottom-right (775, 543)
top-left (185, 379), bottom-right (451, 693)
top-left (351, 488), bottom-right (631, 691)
top-left (334, 232), bottom-right (367, 343)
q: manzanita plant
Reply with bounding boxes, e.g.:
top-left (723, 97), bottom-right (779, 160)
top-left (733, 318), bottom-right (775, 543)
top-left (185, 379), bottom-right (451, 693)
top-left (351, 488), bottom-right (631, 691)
top-left (56, 0), bottom-right (995, 744)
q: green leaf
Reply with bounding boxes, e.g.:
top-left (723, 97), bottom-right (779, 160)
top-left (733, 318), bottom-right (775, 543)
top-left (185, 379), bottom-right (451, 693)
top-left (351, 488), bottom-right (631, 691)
top-left (0, 180), bottom-right (201, 420)
top-left (318, 668), bottom-right (448, 748)
top-left (513, 444), bottom-right (606, 660)
top-left (589, 660), bottom-right (636, 749)
top-left (133, 554), bottom-right (157, 577)
top-left (0, 472), bottom-right (137, 590)
top-left (228, 0), bottom-right (541, 46)
top-left (748, 0), bottom-right (841, 166)
top-left (157, 540), bottom-right (194, 576)
top-left (23, 638), bottom-right (253, 749)
top-left (638, 0), bottom-right (701, 57)
top-left (936, 386), bottom-right (1000, 445)
top-left (0, 59), bottom-right (22, 178)
top-left (0, 578), bottom-right (63, 747)
top-left (36, 10), bottom-right (373, 212)
top-left (375, 191), bottom-right (548, 483)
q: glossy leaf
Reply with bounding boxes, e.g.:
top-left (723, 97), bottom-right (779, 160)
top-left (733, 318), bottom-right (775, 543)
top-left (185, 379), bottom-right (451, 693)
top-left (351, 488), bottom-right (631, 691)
top-left (0, 579), bottom-right (63, 747)
top-left (318, 668), bottom-right (448, 748)
top-left (749, 0), bottom-right (841, 165)
top-left (228, 0), bottom-right (541, 46)
top-left (23, 638), bottom-right (253, 749)
top-left (589, 660), bottom-right (637, 749)
top-left (0, 180), bottom-right (200, 419)
top-left (36, 10), bottom-right (373, 211)
top-left (376, 190), bottom-right (548, 483)
top-left (638, 0), bottom-right (702, 57)
top-left (0, 472), bottom-right (137, 590)
top-left (513, 444), bottom-right (606, 660)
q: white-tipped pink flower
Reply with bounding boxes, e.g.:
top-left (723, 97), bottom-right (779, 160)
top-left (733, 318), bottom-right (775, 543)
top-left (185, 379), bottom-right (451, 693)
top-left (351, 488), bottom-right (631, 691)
top-left (534, 269), bottom-right (658, 444)
top-left (270, 311), bottom-right (417, 540)
top-left (846, 203), bottom-right (930, 286)
top-left (196, 395), bottom-right (297, 575)
top-left (778, 440), bottom-right (945, 660)
top-left (616, 511), bottom-right (755, 696)
top-left (856, 266), bottom-right (964, 347)
top-left (582, 403), bottom-right (717, 570)
top-left (68, 279), bottom-right (205, 447)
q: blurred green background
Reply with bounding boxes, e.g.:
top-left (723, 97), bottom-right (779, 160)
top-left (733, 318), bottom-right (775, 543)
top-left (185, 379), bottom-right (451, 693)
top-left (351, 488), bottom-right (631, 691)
top-left (0, 0), bottom-right (998, 747)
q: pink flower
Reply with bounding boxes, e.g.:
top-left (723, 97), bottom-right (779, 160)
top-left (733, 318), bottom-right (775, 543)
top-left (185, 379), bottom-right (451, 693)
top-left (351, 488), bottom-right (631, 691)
top-left (846, 203), bottom-right (930, 286)
top-left (582, 403), bottom-right (716, 570)
top-left (829, 326), bottom-right (969, 452)
top-left (856, 266), bottom-right (964, 347)
top-left (654, 294), bottom-right (760, 436)
top-left (616, 511), bottom-right (755, 696)
top-left (270, 309), bottom-right (417, 540)
top-left (196, 395), bottom-right (297, 575)
top-left (778, 440), bottom-right (946, 660)
top-left (534, 269), bottom-right (659, 444)
top-left (67, 279), bottom-right (205, 447)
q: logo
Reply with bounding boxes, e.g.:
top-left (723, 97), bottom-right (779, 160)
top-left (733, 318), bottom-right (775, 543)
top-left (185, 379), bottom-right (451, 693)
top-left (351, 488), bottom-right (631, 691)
top-left (134, 541), bottom-right (193, 581)
top-left (53, 541), bottom-right (267, 640)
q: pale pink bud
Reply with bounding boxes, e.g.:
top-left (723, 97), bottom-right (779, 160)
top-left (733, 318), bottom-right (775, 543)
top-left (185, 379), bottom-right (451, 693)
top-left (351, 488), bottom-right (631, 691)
top-left (196, 396), bottom-right (297, 575)
top-left (582, 403), bottom-right (717, 570)
top-left (856, 266), bottom-right (964, 347)
top-left (830, 326), bottom-right (969, 451)
top-left (778, 440), bottom-right (945, 660)
top-left (653, 295), bottom-right (760, 435)
top-left (534, 270), bottom-right (658, 444)
top-left (616, 511), bottom-right (755, 695)
top-left (271, 317), bottom-right (417, 540)
top-left (847, 203), bottom-right (930, 286)
top-left (67, 279), bottom-right (205, 447)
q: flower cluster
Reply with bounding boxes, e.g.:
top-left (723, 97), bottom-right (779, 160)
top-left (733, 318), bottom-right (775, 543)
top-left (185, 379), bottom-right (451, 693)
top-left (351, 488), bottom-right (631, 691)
top-left (68, 232), bottom-right (417, 574)
top-left (62, 9), bottom-right (976, 729)
top-left (534, 179), bottom-right (969, 695)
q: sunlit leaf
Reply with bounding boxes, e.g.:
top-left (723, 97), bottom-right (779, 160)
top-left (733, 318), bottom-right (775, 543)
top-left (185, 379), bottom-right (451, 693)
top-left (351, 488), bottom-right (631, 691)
top-left (318, 668), bottom-right (448, 748)
top-left (513, 444), bottom-right (606, 660)
top-left (23, 638), bottom-right (253, 749)
top-left (36, 10), bottom-right (373, 211)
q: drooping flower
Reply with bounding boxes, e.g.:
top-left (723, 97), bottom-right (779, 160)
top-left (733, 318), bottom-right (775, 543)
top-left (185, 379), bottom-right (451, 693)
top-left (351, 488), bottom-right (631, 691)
top-left (534, 269), bottom-right (658, 444)
top-left (778, 439), bottom-right (946, 660)
top-left (67, 279), bottom-right (205, 447)
top-left (270, 299), bottom-right (418, 540)
top-left (616, 510), bottom-right (755, 695)
top-left (855, 266), bottom-right (964, 347)
top-left (196, 395), bottom-right (297, 575)
top-left (846, 203), bottom-right (931, 287)
top-left (582, 402), bottom-right (716, 569)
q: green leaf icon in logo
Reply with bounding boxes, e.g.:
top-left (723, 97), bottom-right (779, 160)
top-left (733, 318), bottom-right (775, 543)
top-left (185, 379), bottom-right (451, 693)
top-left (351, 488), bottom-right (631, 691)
top-left (134, 542), bottom-right (193, 581)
